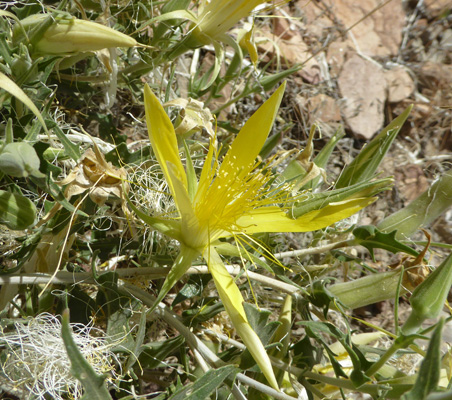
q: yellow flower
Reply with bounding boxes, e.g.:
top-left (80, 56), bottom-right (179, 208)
top-left (130, 82), bottom-right (376, 389)
top-left (194, 0), bottom-right (266, 43)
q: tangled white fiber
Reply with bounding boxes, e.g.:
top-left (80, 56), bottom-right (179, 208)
top-left (0, 313), bottom-right (120, 399)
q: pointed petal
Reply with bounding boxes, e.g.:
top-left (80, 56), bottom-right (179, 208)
top-left (167, 163), bottom-right (200, 242)
top-left (235, 198), bottom-right (376, 234)
top-left (148, 245), bottom-right (199, 313)
top-left (144, 84), bottom-right (187, 195)
top-left (203, 246), bottom-right (279, 390)
top-left (218, 83), bottom-right (285, 184)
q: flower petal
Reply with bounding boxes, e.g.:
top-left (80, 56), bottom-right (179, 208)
top-left (144, 84), bottom-right (187, 195)
top-left (167, 163), bottom-right (204, 248)
top-left (235, 198), bottom-right (376, 234)
top-left (203, 246), bottom-right (279, 390)
top-left (218, 82), bottom-right (285, 185)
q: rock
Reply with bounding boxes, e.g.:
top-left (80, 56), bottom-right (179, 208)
top-left (424, 0), bottom-right (452, 17)
top-left (273, 10), bottom-right (297, 40)
top-left (384, 65), bottom-right (415, 103)
top-left (326, 40), bottom-right (354, 76)
top-left (298, 0), bottom-right (405, 57)
top-left (295, 93), bottom-right (341, 128)
top-left (257, 30), bottom-right (323, 83)
top-left (394, 164), bottom-right (429, 202)
top-left (338, 53), bottom-right (387, 139)
top-left (308, 93), bottom-right (341, 123)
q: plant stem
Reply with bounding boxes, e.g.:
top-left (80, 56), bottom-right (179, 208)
top-left (121, 282), bottom-right (298, 400)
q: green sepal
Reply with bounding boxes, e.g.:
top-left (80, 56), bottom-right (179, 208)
top-left (352, 225), bottom-right (419, 261)
top-left (402, 319), bottom-right (444, 400)
top-left (183, 140), bottom-right (198, 202)
top-left (125, 192), bottom-right (182, 241)
top-left (291, 178), bottom-right (392, 219)
top-left (149, 245), bottom-right (199, 313)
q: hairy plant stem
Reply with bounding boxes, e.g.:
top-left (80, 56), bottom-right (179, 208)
top-left (4, 265), bottom-right (303, 296)
top-left (121, 281), bottom-right (298, 400)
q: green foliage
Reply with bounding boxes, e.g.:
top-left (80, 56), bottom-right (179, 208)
top-left (0, 189), bottom-right (36, 229)
top-left (352, 225), bottom-right (419, 260)
top-left (168, 365), bottom-right (239, 400)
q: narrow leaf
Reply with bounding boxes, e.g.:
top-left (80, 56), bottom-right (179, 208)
top-left (61, 310), bottom-right (113, 400)
top-left (0, 71), bottom-right (49, 134)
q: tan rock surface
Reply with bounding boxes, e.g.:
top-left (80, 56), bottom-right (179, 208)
top-left (338, 53), bottom-right (387, 139)
top-left (297, 0), bottom-right (405, 57)
top-left (385, 66), bottom-right (415, 103)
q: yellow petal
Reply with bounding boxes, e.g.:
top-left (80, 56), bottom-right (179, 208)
top-left (235, 198), bottom-right (376, 234)
top-left (167, 163), bottom-right (204, 249)
top-left (203, 246), bottom-right (279, 390)
top-left (144, 84), bottom-right (187, 195)
top-left (218, 82), bottom-right (285, 185)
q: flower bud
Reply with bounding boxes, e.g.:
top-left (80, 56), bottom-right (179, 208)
top-left (14, 13), bottom-right (137, 55)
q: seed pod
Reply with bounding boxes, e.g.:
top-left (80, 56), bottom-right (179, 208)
top-left (402, 252), bottom-right (452, 335)
top-left (14, 13), bottom-right (137, 55)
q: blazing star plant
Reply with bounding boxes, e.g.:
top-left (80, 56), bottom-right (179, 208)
top-left (129, 82), bottom-right (376, 389)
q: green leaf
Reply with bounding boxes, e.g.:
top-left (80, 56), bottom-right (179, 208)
top-left (0, 189), bottom-right (36, 230)
top-left (46, 121), bottom-right (81, 161)
top-left (173, 274), bottom-right (209, 306)
top-left (182, 301), bottom-right (224, 326)
top-left (0, 71), bottom-right (50, 135)
top-left (0, 142), bottom-right (45, 178)
top-left (139, 335), bottom-right (185, 369)
top-left (169, 365), bottom-right (239, 400)
top-left (300, 321), bottom-right (372, 387)
top-left (125, 309), bottom-right (148, 373)
top-left (402, 319), bottom-right (444, 400)
top-left (243, 303), bottom-right (281, 346)
top-left (353, 225), bottom-right (419, 260)
top-left (335, 105), bottom-right (412, 188)
top-left (61, 310), bottom-right (113, 400)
